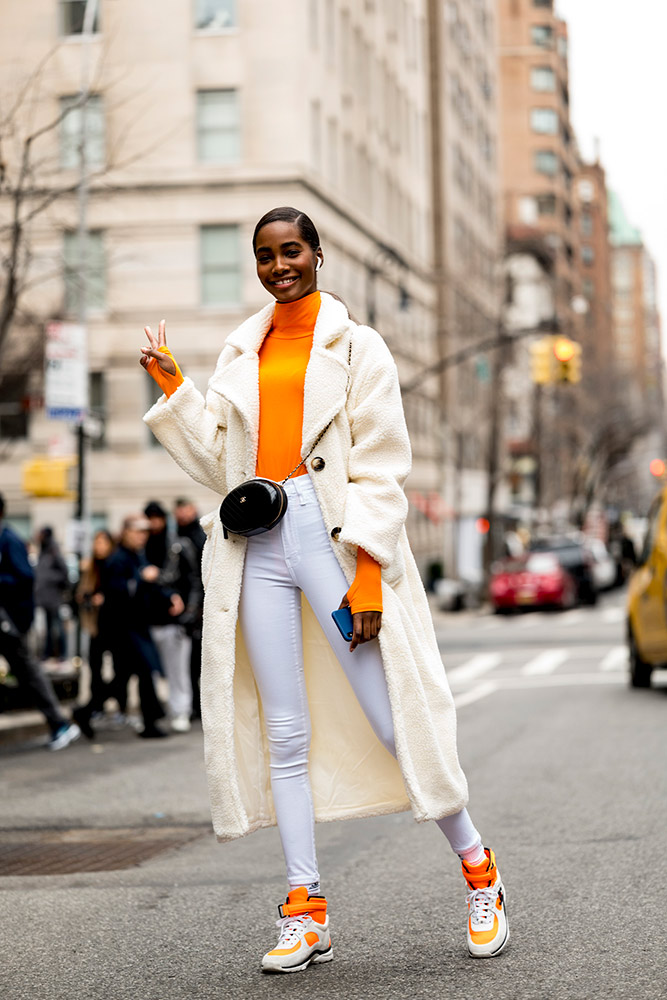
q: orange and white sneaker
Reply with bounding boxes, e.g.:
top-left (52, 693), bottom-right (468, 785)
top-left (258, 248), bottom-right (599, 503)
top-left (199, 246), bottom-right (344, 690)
top-left (261, 887), bottom-right (333, 974)
top-left (462, 848), bottom-right (509, 958)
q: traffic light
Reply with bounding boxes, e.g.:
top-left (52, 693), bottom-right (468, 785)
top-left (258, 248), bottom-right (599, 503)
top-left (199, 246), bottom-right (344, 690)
top-left (649, 459), bottom-right (666, 479)
top-left (553, 337), bottom-right (582, 383)
top-left (530, 337), bottom-right (554, 384)
top-left (21, 456), bottom-right (76, 498)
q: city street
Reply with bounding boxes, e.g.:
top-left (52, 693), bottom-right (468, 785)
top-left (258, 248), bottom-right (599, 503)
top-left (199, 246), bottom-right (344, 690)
top-left (2, 588), bottom-right (667, 1000)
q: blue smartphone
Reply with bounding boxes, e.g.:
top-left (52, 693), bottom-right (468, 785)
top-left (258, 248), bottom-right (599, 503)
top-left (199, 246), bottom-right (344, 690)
top-left (331, 606), bottom-right (354, 641)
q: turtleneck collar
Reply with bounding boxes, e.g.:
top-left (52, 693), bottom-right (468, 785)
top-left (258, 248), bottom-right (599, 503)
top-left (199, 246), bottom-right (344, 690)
top-left (270, 290), bottom-right (321, 339)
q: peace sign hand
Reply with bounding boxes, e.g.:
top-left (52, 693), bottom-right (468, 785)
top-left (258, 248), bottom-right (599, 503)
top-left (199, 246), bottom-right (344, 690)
top-left (140, 320), bottom-right (176, 376)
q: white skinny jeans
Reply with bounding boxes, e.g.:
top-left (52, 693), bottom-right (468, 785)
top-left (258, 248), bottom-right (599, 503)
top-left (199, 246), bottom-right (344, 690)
top-left (238, 474), bottom-right (481, 888)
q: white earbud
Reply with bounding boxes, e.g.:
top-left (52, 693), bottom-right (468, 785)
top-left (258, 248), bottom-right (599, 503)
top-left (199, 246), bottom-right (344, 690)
top-left (316, 259), bottom-right (323, 272)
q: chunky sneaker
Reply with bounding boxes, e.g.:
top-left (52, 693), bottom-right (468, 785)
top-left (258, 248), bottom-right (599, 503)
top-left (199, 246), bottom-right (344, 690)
top-left (48, 722), bottom-right (81, 751)
top-left (261, 887), bottom-right (332, 973)
top-left (462, 848), bottom-right (509, 958)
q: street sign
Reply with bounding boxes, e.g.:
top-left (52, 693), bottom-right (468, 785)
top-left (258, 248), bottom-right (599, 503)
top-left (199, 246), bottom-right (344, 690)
top-left (45, 322), bottom-right (88, 421)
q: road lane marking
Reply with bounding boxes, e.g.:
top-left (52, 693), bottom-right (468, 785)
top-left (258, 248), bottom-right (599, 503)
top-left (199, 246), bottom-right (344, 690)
top-left (454, 681), bottom-right (497, 709)
top-left (446, 653), bottom-right (502, 685)
top-left (521, 649), bottom-right (568, 675)
top-left (602, 607), bottom-right (625, 624)
top-left (599, 646), bottom-right (628, 672)
top-left (558, 610), bottom-right (584, 625)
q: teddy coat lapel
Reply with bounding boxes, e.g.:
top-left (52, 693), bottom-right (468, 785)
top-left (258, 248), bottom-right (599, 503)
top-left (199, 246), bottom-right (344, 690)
top-left (208, 293), bottom-right (352, 472)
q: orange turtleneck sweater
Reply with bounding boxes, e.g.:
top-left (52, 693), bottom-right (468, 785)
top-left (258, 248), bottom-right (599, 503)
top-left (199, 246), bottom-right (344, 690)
top-left (146, 292), bottom-right (382, 613)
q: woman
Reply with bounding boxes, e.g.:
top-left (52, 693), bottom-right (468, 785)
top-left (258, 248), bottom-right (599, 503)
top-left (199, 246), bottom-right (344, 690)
top-left (74, 530), bottom-right (116, 732)
top-left (140, 207), bottom-right (509, 971)
top-left (34, 526), bottom-right (70, 664)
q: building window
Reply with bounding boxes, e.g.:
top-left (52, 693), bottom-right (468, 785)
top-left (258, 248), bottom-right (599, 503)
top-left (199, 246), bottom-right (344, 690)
top-left (581, 213), bottom-right (593, 237)
top-left (531, 66), bottom-right (556, 92)
top-left (533, 0), bottom-right (553, 7)
top-left (64, 231), bottom-right (106, 314)
top-left (310, 100), bottom-right (321, 170)
top-left (59, 0), bottom-right (100, 36)
top-left (534, 149), bottom-right (558, 176)
top-left (530, 108), bottom-right (558, 134)
top-left (89, 372), bottom-right (106, 450)
top-left (200, 225), bottom-right (241, 305)
top-left (582, 279), bottom-right (594, 299)
top-left (0, 375), bottom-right (29, 440)
top-left (196, 90), bottom-right (240, 163)
top-left (60, 95), bottom-right (105, 169)
top-left (531, 25), bottom-right (553, 48)
top-left (581, 245), bottom-right (595, 266)
top-left (195, 0), bottom-right (236, 29)
top-left (536, 194), bottom-right (556, 215)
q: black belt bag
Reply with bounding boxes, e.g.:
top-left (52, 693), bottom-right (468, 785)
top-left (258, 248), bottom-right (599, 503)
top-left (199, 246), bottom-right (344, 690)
top-left (219, 335), bottom-right (352, 539)
top-left (219, 431), bottom-right (330, 538)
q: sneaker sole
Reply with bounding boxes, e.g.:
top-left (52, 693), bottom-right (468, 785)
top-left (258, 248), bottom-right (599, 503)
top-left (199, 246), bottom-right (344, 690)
top-left (262, 945), bottom-right (333, 974)
top-left (468, 926), bottom-right (510, 959)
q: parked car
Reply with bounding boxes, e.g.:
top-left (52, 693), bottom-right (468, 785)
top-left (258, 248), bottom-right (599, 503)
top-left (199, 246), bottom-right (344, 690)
top-left (627, 489), bottom-right (667, 687)
top-left (528, 536), bottom-right (598, 606)
top-left (489, 552), bottom-right (577, 612)
top-left (587, 539), bottom-right (617, 592)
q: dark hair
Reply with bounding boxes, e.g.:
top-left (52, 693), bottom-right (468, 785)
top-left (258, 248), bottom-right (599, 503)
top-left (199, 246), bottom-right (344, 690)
top-left (252, 207), bottom-right (320, 254)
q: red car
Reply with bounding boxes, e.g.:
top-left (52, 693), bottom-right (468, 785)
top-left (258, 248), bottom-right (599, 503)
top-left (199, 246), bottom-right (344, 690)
top-left (489, 553), bottom-right (577, 612)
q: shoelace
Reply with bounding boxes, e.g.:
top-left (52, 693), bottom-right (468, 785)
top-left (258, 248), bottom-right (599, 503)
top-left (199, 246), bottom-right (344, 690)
top-left (274, 913), bottom-right (309, 947)
top-left (466, 886), bottom-right (497, 926)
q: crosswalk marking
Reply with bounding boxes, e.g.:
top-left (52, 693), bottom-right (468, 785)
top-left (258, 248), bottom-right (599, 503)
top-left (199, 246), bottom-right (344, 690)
top-left (447, 653), bottom-right (502, 685)
top-left (599, 646), bottom-right (628, 672)
top-left (454, 681), bottom-right (497, 709)
top-left (602, 607), bottom-right (625, 624)
top-left (521, 649), bottom-right (568, 675)
top-left (558, 610), bottom-right (585, 625)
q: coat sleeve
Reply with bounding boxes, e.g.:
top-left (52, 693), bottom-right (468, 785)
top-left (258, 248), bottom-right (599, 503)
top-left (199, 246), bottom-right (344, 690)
top-left (143, 376), bottom-right (228, 494)
top-left (338, 328), bottom-right (411, 569)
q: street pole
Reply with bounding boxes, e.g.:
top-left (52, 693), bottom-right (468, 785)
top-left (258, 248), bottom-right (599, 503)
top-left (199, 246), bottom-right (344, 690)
top-left (483, 321), bottom-right (508, 576)
top-left (426, 0), bottom-right (452, 574)
top-left (72, 0), bottom-right (99, 663)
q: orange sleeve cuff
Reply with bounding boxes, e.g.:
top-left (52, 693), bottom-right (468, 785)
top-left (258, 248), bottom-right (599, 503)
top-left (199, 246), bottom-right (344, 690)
top-left (145, 346), bottom-right (184, 399)
top-left (346, 547), bottom-right (383, 614)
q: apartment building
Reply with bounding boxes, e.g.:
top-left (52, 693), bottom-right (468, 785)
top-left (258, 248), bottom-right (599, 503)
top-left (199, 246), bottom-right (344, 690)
top-left (608, 191), bottom-right (663, 413)
top-left (573, 161), bottom-right (613, 377)
top-left (498, 0), bottom-right (583, 344)
top-left (0, 0), bottom-right (449, 568)
top-left (428, 0), bottom-right (503, 576)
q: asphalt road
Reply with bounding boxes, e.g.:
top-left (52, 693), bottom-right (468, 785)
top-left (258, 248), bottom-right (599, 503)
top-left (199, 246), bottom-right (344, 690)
top-left (2, 588), bottom-right (667, 1000)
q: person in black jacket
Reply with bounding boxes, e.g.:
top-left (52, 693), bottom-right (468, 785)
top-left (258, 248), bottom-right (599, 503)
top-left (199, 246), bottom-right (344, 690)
top-left (0, 495), bottom-right (80, 750)
top-left (34, 526), bottom-right (70, 663)
top-left (144, 500), bottom-right (202, 733)
top-left (174, 497), bottom-right (205, 721)
top-left (76, 514), bottom-right (168, 740)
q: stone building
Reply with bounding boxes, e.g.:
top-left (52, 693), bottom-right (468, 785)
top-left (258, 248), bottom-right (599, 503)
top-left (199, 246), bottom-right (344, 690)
top-left (0, 0), bottom-right (443, 568)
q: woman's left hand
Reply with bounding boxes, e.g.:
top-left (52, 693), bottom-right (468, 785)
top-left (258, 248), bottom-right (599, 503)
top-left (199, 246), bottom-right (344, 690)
top-left (338, 595), bottom-right (382, 652)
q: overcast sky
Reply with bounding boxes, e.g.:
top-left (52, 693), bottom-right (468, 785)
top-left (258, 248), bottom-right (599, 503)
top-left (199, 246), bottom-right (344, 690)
top-left (555, 0), bottom-right (667, 342)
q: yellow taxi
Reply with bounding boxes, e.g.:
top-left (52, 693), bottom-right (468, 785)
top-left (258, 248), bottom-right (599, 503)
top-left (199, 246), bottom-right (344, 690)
top-left (627, 488), bottom-right (667, 686)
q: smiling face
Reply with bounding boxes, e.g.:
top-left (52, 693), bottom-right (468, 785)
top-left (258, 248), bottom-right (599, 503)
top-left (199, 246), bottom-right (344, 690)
top-left (254, 220), bottom-right (323, 303)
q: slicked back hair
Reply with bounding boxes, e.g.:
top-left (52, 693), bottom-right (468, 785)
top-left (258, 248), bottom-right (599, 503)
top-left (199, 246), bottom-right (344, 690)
top-left (253, 207), bottom-right (321, 255)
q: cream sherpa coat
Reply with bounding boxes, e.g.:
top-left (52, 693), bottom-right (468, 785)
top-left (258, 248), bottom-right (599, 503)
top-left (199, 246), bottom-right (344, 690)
top-left (144, 292), bottom-right (468, 841)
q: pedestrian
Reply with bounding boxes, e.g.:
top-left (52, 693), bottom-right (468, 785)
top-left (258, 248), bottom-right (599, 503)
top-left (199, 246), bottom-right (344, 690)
top-left (173, 497), bottom-right (205, 721)
top-left (88, 514), bottom-right (168, 740)
top-left (140, 207), bottom-right (509, 970)
top-left (0, 495), bottom-right (80, 750)
top-left (34, 526), bottom-right (70, 665)
top-left (143, 500), bottom-right (202, 732)
top-left (74, 529), bottom-right (116, 724)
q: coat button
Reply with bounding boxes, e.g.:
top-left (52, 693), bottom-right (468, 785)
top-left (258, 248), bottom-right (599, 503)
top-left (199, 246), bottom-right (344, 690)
top-left (331, 526), bottom-right (341, 539)
top-left (311, 457), bottom-right (325, 471)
